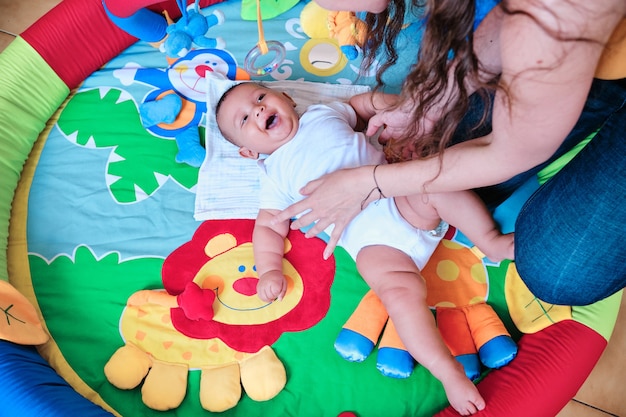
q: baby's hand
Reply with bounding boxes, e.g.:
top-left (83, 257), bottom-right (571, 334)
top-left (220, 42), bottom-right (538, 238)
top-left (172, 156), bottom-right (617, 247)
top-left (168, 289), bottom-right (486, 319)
top-left (257, 271), bottom-right (287, 302)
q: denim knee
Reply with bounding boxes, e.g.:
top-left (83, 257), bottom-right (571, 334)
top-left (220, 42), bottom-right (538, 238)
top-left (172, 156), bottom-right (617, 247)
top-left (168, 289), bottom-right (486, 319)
top-left (513, 81), bottom-right (626, 305)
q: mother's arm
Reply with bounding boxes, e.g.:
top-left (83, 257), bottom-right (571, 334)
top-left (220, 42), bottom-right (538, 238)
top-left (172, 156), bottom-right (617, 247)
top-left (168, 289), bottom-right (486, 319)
top-left (413, 0), bottom-right (625, 191)
top-left (275, 0), bottom-right (625, 256)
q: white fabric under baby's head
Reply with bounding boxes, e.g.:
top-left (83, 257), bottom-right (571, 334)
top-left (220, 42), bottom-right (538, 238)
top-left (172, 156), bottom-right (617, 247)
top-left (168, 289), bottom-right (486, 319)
top-left (194, 73), bottom-right (370, 220)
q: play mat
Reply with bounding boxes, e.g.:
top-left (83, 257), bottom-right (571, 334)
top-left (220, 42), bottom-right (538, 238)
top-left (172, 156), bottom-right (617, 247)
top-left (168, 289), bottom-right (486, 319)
top-left (0, 0), bottom-right (622, 416)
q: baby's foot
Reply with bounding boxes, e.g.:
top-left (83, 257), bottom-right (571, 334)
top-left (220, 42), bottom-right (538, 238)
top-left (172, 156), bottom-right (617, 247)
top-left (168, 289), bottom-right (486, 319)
top-left (440, 363), bottom-right (485, 415)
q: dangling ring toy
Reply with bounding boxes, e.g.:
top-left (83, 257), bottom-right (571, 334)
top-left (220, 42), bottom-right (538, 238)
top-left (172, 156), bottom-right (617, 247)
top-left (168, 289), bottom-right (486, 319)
top-left (244, 0), bottom-right (286, 76)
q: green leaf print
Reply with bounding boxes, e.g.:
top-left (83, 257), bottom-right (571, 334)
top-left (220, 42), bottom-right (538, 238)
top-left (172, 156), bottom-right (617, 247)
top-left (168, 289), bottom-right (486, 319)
top-left (56, 88), bottom-right (199, 203)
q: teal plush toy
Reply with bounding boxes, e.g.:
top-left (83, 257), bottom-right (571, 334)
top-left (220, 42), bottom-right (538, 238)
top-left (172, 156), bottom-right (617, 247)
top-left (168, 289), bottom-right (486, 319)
top-left (161, 0), bottom-right (226, 58)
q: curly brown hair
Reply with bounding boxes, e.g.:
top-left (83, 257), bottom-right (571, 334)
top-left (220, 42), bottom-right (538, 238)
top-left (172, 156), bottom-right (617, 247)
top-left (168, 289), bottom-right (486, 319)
top-left (363, 0), bottom-right (498, 163)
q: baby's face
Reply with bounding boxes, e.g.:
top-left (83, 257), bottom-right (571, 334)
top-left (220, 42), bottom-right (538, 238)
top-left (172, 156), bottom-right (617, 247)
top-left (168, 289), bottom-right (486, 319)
top-left (313, 0), bottom-right (389, 13)
top-left (217, 83), bottom-right (299, 156)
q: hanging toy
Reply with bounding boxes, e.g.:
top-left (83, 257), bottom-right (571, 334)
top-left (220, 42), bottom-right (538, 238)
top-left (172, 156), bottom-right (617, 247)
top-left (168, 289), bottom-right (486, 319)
top-left (161, 0), bottom-right (226, 58)
top-left (243, 0), bottom-right (286, 76)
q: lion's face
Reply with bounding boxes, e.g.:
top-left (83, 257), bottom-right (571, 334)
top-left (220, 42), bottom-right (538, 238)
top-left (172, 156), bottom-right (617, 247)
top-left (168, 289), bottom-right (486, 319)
top-left (162, 219), bottom-right (335, 353)
top-left (195, 240), bottom-right (304, 325)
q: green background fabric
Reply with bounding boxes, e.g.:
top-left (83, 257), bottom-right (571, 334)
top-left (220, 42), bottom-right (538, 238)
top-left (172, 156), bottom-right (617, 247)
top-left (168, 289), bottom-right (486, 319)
top-left (29, 246), bottom-right (451, 416)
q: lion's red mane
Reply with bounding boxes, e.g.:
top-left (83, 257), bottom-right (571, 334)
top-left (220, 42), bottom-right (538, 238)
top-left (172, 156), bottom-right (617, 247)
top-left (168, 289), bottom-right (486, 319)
top-left (162, 219), bottom-right (335, 353)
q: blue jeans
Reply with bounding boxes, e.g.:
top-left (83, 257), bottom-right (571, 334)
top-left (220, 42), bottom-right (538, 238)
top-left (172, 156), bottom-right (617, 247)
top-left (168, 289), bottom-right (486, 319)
top-left (454, 78), bottom-right (626, 305)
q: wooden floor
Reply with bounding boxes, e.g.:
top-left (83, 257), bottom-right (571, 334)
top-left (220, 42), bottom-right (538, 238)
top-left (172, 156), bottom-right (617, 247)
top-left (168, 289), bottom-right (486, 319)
top-left (1, 1), bottom-right (625, 416)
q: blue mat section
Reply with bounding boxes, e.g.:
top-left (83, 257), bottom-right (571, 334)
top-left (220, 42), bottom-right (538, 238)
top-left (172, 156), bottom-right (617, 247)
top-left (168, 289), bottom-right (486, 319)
top-left (0, 340), bottom-right (114, 417)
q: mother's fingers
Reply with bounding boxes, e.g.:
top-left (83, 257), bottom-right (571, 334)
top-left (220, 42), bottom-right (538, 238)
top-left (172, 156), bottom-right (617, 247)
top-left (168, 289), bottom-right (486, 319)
top-left (271, 198), bottom-right (308, 225)
top-left (323, 223), bottom-right (346, 260)
top-left (272, 167), bottom-right (366, 253)
top-left (290, 209), bottom-right (324, 232)
top-left (271, 180), bottom-right (323, 225)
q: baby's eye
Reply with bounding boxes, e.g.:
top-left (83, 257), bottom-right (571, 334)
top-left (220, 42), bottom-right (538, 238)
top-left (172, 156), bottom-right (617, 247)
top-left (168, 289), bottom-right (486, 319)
top-left (257, 93), bottom-right (265, 102)
top-left (241, 114), bottom-right (248, 125)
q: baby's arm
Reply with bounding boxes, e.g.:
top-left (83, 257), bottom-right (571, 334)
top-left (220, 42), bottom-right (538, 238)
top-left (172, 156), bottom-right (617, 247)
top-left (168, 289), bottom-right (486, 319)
top-left (349, 92), bottom-right (398, 131)
top-left (432, 191), bottom-right (514, 262)
top-left (254, 209), bottom-right (291, 302)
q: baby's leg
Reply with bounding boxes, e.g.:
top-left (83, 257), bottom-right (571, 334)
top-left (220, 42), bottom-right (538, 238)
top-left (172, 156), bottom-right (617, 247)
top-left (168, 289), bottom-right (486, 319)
top-left (356, 245), bottom-right (485, 415)
top-left (427, 191), bottom-right (514, 262)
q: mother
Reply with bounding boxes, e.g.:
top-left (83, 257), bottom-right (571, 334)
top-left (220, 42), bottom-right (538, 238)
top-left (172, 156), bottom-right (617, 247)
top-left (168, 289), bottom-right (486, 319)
top-left (276, 0), bottom-right (626, 306)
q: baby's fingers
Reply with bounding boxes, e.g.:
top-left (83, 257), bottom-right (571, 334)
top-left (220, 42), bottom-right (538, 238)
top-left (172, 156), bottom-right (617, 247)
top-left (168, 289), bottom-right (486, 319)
top-left (277, 282), bottom-right (287, 301)
top-left (258, 287), bottom-right (274, 303)
top-left (366, 118), bottom-right (385, 138)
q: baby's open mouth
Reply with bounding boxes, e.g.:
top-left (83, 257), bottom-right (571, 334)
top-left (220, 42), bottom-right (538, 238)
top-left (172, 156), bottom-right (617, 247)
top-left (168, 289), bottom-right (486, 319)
top-left (266, 114), bottom-right (277, 129)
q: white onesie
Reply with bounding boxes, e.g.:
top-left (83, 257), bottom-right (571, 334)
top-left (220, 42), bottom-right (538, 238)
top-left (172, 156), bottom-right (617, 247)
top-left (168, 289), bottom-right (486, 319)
top-left (258, 102), bottom-right (445, 268)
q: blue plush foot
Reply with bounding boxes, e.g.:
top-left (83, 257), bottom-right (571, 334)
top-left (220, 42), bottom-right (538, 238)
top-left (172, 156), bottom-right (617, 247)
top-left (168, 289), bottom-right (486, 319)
top-left (193, 36), bottom-right (223, 49)
top-left (191, 10), bottom-right (225, 49)
top-left (376, 347), bottom-right (415, 379)
top-left (206, 9), bottom-right (225, 27)
top-left (455, 353), bottom-right (481, 381)
top-left (175, 128), bottom-right (205, 167)
top-left (340, 45), bottom-right (359, 60)
top-left (478, 334), bottom-right (518, 369)
top-left (334, 328), bottom-right (375, 362)
top-left (139, 95), bottom-right (182, 127)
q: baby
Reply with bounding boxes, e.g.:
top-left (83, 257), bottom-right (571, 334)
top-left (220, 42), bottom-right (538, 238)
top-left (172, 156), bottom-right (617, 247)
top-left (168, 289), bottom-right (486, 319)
top-left (216, 82), bottom-right (514, 415)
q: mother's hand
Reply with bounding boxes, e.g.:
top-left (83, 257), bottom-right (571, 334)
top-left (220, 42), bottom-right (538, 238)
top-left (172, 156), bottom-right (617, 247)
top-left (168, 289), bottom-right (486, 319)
top-left (271, 165), bottom-right (376, 259)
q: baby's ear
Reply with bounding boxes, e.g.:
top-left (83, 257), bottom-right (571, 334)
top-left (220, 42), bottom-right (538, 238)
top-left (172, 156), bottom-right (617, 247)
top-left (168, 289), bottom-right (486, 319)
top-left (282, 92), bottom-right (296, 108)
top-left (239, 147), bottom-right (259, 159)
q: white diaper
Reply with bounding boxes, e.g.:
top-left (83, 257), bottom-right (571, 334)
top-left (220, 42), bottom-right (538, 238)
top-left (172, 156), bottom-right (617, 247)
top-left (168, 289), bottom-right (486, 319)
top-left (339, 197), bottom-right (448, 270)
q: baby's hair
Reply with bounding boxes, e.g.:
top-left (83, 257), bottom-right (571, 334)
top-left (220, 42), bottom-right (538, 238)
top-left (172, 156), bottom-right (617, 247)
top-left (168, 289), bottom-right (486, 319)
top-left (215, 82), bottom-right (245, 145)
top-left (215, 81), bottom-right (268, 145)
